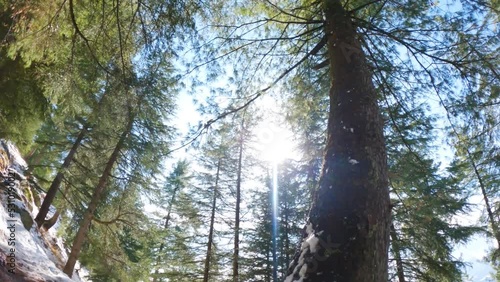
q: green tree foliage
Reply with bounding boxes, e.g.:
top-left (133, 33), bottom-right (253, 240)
top-left (194, 122), bottom-right (239, 282)
top-left (389, 153), bottom-right (479, 281)
top-left (197, 0), bottom-right (498, 279)
top-left (151, 160), bottom-right (202, 282)
top-left (240, 186), bottom-right (273, 282)
top-left (240, 159), bottom-right (312, 281)
top-left (0, 3), bottom-right (47, 152)
top-left (1, 0), bottom-right (498, 280)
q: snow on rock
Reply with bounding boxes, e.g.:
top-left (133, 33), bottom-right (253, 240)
top-left (305, 234), bottom-right (320, 253)
top-left (0, 141), bottom-right (27, 176)
top-left (0, 140), bottom-right (85, 281)
top-left (305, 222), bottom-right (314, 235)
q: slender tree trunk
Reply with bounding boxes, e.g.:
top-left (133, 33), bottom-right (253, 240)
top-left (283, 187), bottom-right (290, 270)
top-left (233, 123), bottom-right (244, 282)
top-left (35, 125), bottom-right (87, 228)
top-left (390, 223), bottom-right (406, 282)
top-left (152, 183), bottom-right (181, 282)
top-left (265, 237), bottom-right (271, 282)
top-left (35, 92), bottom-right (108, 229)
top-left (203, 158), bottom-right (221, 282)
top-left (63, 114), bottom-right (134, 277)
top-left (41, 210), bottom-right (60, 230)
top-left (466, 149), bottom-right (500, 248)
top-left (285, 1), bottom-right (390, 281)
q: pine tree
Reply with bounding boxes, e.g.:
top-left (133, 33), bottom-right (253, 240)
top-left (151, 160), bottom-right (202, 282)
top-left (287, 2), bottom-right (390, 279)
top-left (63, 98), bottom-right (136, 276)
top-left (0, 3), bottom-right (47, 152)
top-left (196, 0), bottom-right (498, 279)
top-left (241, 183), bottom-right (273, 282)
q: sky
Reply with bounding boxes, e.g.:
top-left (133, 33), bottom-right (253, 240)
top-left (162, 1), bottom-right (498, 274)
top-left (170, 86), bottom-right (497, 280)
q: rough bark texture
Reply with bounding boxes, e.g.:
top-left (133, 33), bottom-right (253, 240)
top-left (63, 114), bottom-right (134, 277)
top-left (285, 0), bottom-right (390, 281)
top-left (203, 159), bottom-right (221, 282)
top-left (35, 126), bottom-right (87, 228)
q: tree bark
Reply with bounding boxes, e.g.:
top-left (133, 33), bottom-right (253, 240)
top-left (41, 210), bottom-right (60, 230)
top-left (203, 158), bottom-right (221, 282)
top-left (285, 1), bottom-right (390, 281)
top-left (35, 92), bottom-right (108, 229)
top-left (34, 125), bottom-right (87, 228)
top-left (233, 121), bottom-right (244, 282)
top-left (63, 112), bottom-right (134, 277)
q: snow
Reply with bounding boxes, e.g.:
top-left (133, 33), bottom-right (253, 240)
top-left (286, 223), bottom-right (322, 281)
top-left (299, 264), bottom-right (308, 277)
top-left (0, 192), bottom-right (75, 281)
top-left (305, 234), bottom-right (320, 253)
top-left (348, 158), bottom-right (359, 165)
top-left (0, 141), bottom-right (86, 281)
top-left (1, 140), bottom-right (27, 175)
top-left (305, 222), bottom-right (314, 235)
top-left (284, 273), bottom-right (294, 282)
top-left (342, 126), bottom-right (355, 133)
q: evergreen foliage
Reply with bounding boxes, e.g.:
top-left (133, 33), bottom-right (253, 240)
top-left (0, 0), bottom-right (498, 280)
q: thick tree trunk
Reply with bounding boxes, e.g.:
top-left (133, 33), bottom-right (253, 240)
top-left (63, 114), bottom-right (134, 277)
top-left (285, 1), bottom-right (390, 281)
top-left (35, 125), bottom-right (87, 228)
top-left (203, 159), bottom-right (221, 282)
top-left (232, 122), bottom-right (244, 282)
top-left (390, 223), bottom-right (406, 282)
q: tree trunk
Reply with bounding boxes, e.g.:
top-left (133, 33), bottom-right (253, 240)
top-left (468, 149), bottom-right (500, 249)
top-left (233, 122), bottom-right (244, 282)
top-left (265, 237), bottom-right (271, 282)
top-left (63, 113), bottom-right (134, 277)
top-left (35, 92), bottom-right (108, 229)
top-left (152, 183), bottom-right (181, 282)
top-left (41, 210), bottom-right (60, 230)
top-left (390, 223), bottom-right (406, 282)
top-left (283, 184), bottom-right (290, 270)
top-left (285, 1), bottom-right (390, 281)
top-left (203, 158), bottom-right (221, 282)
top-left (35, 125), bottom-right (87, 228)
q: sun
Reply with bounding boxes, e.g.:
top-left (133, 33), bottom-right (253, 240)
top-left (254, 122), bottom-right (297, 163)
